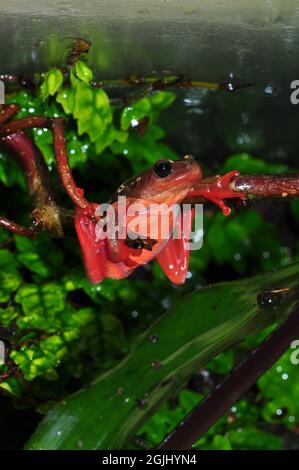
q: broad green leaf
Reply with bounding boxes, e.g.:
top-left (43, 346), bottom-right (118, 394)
top-left (26, 262), bottom-right (299, 450)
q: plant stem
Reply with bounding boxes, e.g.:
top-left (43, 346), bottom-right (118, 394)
top-left (0, 104), bottom-right (20, 124)
top-left (230, 174), bottom-right (299, 198)
top-left (0, 216), bottom-right (37, 237)
top-left (184, 174), bottom-right (299, 207)
top-left (0, 116), bottom-right (52, 136)
top-left (159, 301), bottom-right (299, 450)
top-left (91, 76), bottom-right (251, 93)
top-left (0, 114), bottom-right (73, 237)
top-left (51, 118), bottom-right (90, 209)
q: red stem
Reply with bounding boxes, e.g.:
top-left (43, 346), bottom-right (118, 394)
top-left (0, 116), bottom-right (52, 136)
top-left (0, 104), bottom-right (20, 124)
top-left (51, 118), bottom-right (90, 209)
top-left (0, 216), bottom-right (37, 237)
top-left (2, 131), bottom-right (50, 198)
top-left (231, 174), bottom-right (299, 198)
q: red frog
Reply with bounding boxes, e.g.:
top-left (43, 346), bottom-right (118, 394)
top-left (75, 156), bottom-right (245, 285)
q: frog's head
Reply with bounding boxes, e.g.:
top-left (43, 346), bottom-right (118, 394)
top-left (112, 155), bottom-right (202, 205)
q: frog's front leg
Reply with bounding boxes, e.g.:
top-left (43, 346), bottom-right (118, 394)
top-left (188, 170), bottom-right (246, 216)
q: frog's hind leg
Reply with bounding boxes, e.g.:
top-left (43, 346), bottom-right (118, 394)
top-left (156, 208), bottom-right (194, 285)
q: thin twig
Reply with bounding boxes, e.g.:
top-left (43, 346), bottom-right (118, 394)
top-left (51, 118), bottom-right (90, 209)
top-left (159, 300), bottom-right (299, 450)
top-left (0, 216), bottom-right (38, 238)
top-left (91, 75), bottom-right (252, 93)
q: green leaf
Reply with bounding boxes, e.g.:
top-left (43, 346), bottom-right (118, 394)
top-left (0, 249), bottom-right (22, 302)
top-left (120, 97), bottom-right (151, 131)
top-left (225, 427), bottom-right (283, 450)
top-left (15, 233), bottom-right (64, 280)
top-left (120, 91), bottom-right (176, 131)
top-left (56, 87), bottom-right (75, 115)
top-left (74, 61), bottom-right (93, 83)
top-left (15, 283), bottom-right (66, 331)
top-left (11, 334), bottom-right (67, 381)
top-left (0, 306), bottom-right (18, 327)
top-left (41, 68), bottom-right (64, 101)
top-left (32, 129), bottom-right (54, 167)
top-left (136, 389), bottom-right (201, 447)
top-left (220, 153), bottom-right (289, 175)
top-left (258, 350), bottom-right (299, 426)
top-left (26, 262), bottom-right (299, 449)
top-left (0, 148), bottom-right (27, 189)
top-left (111, 124), bottom-right (178, 172)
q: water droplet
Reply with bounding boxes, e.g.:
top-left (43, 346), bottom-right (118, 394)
top-left (150, 335), bottom-right (159, 344)
top-left (136, 398), bottom-right (148, 409)
top-left (76, 440), bottom-right (83, 448)
top-left (151, 360), bottom-right (163, 369)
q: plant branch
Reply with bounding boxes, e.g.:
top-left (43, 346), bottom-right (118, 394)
top-left (0, 216), bottom-right (37, 237)
top-left (230, 174), bottom-right (299, 198)
top-left (159, 297), bottom-right (299, 450)
top-left (184, 173), bottom-right (299, 208)
top-left (0, 116), bottom-right (52, 136)
top-left (0, 110), bottom-right (74, 237)
top-left (91, 75), bottom-right (252, 94)
top-left (0, 103), bottom-right (20, 124)
top-left (51, 118), bottom-right (90, 209)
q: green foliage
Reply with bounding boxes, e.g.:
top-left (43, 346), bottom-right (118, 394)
top-left (0, 58), bottom-right (298, 451)
top-left (258, 350), bottom-right (299, 427)
top-left (0, 249), bottom-right (22, 303)
top-left (14, 234), bottom-right (64, 281)
top-left (40, 68), bottom-right (64, 101)
top-left (26, 261), bottom-right (299, 449)
top-left (137, 391), bottom-right (283, 450)
top-left (220, 153), bottom-right (289, 175)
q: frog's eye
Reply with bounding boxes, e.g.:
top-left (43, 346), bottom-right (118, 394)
top-left (153, 160), bottom-right (172, 178)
